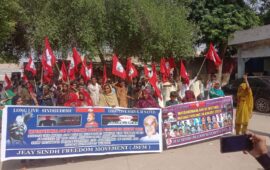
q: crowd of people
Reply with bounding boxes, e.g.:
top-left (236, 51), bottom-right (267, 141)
top-left (0, 73), bottom-right (226, 110)
top-left (0, 73), bottom-right (269, 170)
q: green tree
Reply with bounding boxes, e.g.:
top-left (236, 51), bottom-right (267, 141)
top-left (189, 0), bottom-right (260, 78)
top-left (106, 0), bottom-right (197, 61)
top-left (189, 0), bottom-right (260, 56)
top-left (0, 0), bottom-right (197, 63)
top-left (0, 0), bottom-right (25, 62)
top-left (26, 0), bottom-right (107, 60)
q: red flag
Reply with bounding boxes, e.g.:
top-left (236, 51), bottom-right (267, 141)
top-left (144, 64), bottom-right (152, 79)
top-left (160, 58), bottom-right (170, 82)
top-left (180, 60), bottom-right (189, 85)
top-left (112, 54), bottom-right (126, 79)
top-left (41, 37), bottom-right (56, 73)
top-left (80, 58), bottom-right (93, 83)
top-left (4, 74), bottom-right (12, 90)
top-left (22, 74), bottom-right (29, 84)
top-left (41, 37), bottom-right (56, 83)
top-left (25, 55), bottom-right (36, 76)
top-left (59, 61), bottom-right (68, 82)
top-left (160, 58), bottom-right (166, 75)
top-left (72, 47), bottom-right (82, 72)
top-left (69, 58), bottom-right (76, 81)
top-left (168, 57), bottom-right (176, 68)
top-left (22, 74), bottom-right (34, 93)
top-left (205, 42), bottom-right (222, 67)
top-left (126, 58), bottom-right (138, 81)
top-left (102, 64), bottom-right (107, 85)
top-left (148, 63), bottom-right (162, 100)
top-left (43, 69), bottom-right (53, 84)
top-left (144, 64), bottom-right (162, 99)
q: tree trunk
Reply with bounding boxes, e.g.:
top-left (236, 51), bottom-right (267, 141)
top-left (217, 41), bottom-right (228, 83)
top-left (98, 48), bottom-right (105, 64)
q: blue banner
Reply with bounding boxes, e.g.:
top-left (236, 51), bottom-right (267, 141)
top-left (1, 106), bottom-right (162, 161)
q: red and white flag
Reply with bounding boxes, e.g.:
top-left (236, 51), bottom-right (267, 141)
top-left (205, 42), bottom-right (222, 67)
top-left (72, 47), bottom-right (82, 72)
top-left (41, 37), bottom-right (56, 73)
top-left (144, 64), bottom-right (152, 79)
top-left (4, 74), bottom-right (12, 90)
top-left (180, 60), bottom-right (189, 85)
top-left (102, 64), bottom-right (107, 85)
top-left (25, 55), bottom-right (36, 76)
top-left (41, 37), bottom-right (56, 83)
top-left (68, 58), bottom-right (76, 81)
top-left (144, 64), bottom-right (162, 99)
top-left (126, 58), bottom-right (138, 81)
top-left (80, 58), bottom-right (93, 83)
top-left (112, 54), bottom-right (126, 79)
top-left (59, 61), bottom-right (68, 82)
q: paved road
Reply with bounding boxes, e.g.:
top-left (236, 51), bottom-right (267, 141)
top-left (1, 112), bottom-right (269, 170)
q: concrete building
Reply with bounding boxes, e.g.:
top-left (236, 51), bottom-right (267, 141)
top-left (228, 24), bottom-right (270, 78)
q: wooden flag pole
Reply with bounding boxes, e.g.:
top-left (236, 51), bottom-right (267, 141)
top-left (196, 57), bottom-right (207, 77)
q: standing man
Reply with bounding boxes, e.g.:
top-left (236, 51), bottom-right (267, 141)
top-left (88, 77), bottom-right (101, 106)
top-left (235, 75), bottom-right (253, 135)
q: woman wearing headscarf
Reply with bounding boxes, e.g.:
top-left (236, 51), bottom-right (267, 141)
top-left (77, 90), bottom-right (93, 106)
top-left (235, 75), bottom-right (253, 135)
top-left (134, 88), bottom-right (159, 108)
top-left (98, 84), bottom-right (119, 107)
top-left (209, 81), bottom-right (225, 99)
top-left (64, 93), bottom-right (79, 107)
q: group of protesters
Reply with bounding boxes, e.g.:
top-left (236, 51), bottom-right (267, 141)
top-left (0, 72), bottom-right (227, 112)
top-left (0, 69), bottom-right (267, 170)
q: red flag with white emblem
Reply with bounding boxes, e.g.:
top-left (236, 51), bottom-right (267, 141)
top-left (4, 74), bottom-right (12, 90)
top-left (144, 64), bottom-right (162, 100)
top-left (25, 55), bottom-right (37, 76)
top-left (68, 58), bottom-right (76, 81)
top-left (59, 61), bottom-right (68, 82)
top-left (205, 42), bottom-right (222, 67)
top-left (126, 58), bottom-right (138, 81)
top-left (41, 37), bottom-right (56, 74)
top-left (41, 37), bottom-right (56, 83)
top-left (112, 54), bottom-right (126, 79)
top-left (72, 47), bottom-right (82, 72)
top-left (80, 57), bottom-right (93, 83)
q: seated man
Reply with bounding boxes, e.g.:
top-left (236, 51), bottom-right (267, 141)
top-left (165, 91), bottom-right (179, 107)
